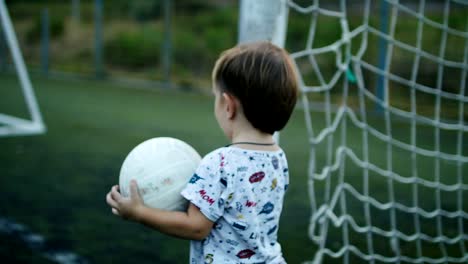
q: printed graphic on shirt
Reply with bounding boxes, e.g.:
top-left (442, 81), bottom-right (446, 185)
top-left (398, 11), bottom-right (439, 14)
top-left (180, 147), bottom-right (289, 263)
top-left (249, 171), bottom-right (265, 183)
top-left (267, 225), bottom-right (277, 235)
top-left (237, 249), bottom-right (255, 259)
top-left (271, 156), bottom-right (279, 169)
top-left (232, 221), bottom-right (249, 231)
top-left (245, 200), bottom-right (257, 207)
top-left (198, 189), bottom-right (215, 206)
top-left (271, 178), bottom-right (278, 190)
top-left (205, 254), bottom-right (214, 264)
top-left (259, 202), bottom-right (274, 215)
top-left (189, 174), bottom-right (203, 184)
top-left (220, 177), bottom-right (227, 187)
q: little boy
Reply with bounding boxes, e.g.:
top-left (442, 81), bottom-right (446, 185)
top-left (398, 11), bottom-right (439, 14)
top-left (106, 41), bottom-right (299, 263)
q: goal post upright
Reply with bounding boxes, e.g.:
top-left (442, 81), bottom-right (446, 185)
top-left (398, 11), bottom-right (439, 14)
top-left (0, 0), bottom-right (46, 136)
top-left (238, 0), bottom-right (289, 143)
top-left (238, 0), bottom-right (288, 47)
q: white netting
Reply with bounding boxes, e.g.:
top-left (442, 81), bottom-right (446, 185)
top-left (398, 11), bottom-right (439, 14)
top-left (283, 0), bottom-right (468, 263)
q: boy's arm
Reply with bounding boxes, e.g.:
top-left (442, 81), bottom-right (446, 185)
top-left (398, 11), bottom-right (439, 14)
top-left (106, 181), bottom-right (214, 241)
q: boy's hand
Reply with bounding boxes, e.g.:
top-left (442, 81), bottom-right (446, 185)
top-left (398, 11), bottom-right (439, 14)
top-left (107, 180), bottom-right (214, 240)
top-left (106, 180), bottom-right (144, 221)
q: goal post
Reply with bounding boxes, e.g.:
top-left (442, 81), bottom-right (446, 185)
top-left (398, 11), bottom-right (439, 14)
top-left (239, 0), bottom-right (468, 263)
top-left (238, 0), bottom-right (289, 143)
top-left (0, 0), bottom-right (46, 137)
top-left (238, 0), bottom-right (289, 47)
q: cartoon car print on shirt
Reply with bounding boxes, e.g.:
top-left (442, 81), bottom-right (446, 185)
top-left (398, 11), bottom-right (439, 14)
top-left (236, 249), bottom-right (255, 259)
top-left (249, 171), bottom-right (265, 183)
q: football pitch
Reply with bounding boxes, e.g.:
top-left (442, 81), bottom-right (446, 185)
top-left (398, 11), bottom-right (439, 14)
top-left (0, 73), bottom-right (465, 263)
top-left (0, 73), bottom-right (316, 263)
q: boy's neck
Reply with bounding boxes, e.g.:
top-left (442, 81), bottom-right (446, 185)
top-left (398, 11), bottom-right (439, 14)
top-left (231, 133), bottom-right (274, 144)
top-left (227, 107), bottom-right (278, 150)
top-left (229, 127), bottom-right (278, 151)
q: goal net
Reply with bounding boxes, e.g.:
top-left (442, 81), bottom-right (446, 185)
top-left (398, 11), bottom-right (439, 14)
top-left (241, 0), bottom-right (468, 263)
top-left (285, 0), bottom-right (468, 263)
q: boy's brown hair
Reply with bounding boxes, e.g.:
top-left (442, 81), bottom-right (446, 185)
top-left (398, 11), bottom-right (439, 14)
top-left (212, 41), bottom-right (299, 135)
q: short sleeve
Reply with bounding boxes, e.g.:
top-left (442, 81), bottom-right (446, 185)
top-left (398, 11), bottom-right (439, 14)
top-left (181, 149), bottom-right (228, 222)
top-left (280, 152), bottom-right (290, 191)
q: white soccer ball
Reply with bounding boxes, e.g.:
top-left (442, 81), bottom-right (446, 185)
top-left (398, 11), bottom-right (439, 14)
top-left (119, 137), bottom-right (201, 211)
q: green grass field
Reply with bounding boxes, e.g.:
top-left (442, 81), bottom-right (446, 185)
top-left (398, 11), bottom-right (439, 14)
top-left (0, 73), bottom-right (466, 263)
top-left (0, 73), bottom-right (317, 263)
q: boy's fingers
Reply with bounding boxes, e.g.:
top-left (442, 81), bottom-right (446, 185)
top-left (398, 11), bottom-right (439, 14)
top-left (111, 185), bottom-right (120, 193)
top-left (112, 208), bottom-right (120, 216)
top-left (110, 186), bottom-right (122, 201)
top-left (106, 191), bottom-right (119, 208)
top-left (129, 180), bottom-right (141, 199)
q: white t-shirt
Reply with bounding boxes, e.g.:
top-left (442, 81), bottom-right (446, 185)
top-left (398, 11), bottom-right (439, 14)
top-left (181, 146), bottom-right (289, 264)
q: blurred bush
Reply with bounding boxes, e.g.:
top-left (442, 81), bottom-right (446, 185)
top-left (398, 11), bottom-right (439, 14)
top-left (127, 0), bottom-right (161, 22)
top-left (104, 25), bottom-right (162, 69)
top-left (26, 14), bottom-right (65, 42)
top-left (172, 8), bottom-right (236, 75)
top-left (101, 6), bottom-right (237, 79)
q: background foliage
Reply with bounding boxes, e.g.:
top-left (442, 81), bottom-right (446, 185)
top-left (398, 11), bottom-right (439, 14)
top-left (3, 0), bottom-right (238, 89)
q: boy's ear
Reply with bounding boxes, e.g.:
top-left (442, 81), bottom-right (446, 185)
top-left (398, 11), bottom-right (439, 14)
top-left (222, 92), bottom-right (237, 120)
